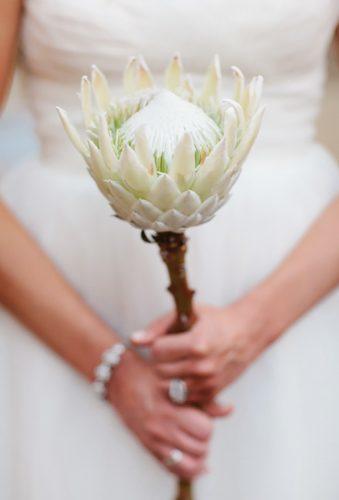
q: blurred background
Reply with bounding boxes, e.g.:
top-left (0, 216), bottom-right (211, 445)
top-left (0, 46), bottom-right (338, 175)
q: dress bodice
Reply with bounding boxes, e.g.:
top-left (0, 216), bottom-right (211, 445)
top-left (21, 0), bottom-right (338, 170)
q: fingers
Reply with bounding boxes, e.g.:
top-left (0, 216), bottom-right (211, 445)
top-left (202, 400), bottom-right (234, 418)
top-left (149, 422), bottom-right (208, 458)
top-left (175, 407), bottom-right (213, 441)
top-left (131, 312), bottom-right (175, 346)
top-left (152, 331), bottom-right (207, 363)
top-left (160, 378), bottom-right (234, 414)
top-left (152, 441), bottom-right (206, 479)
top-left (156, 358), bottom-right (216, 379)
top-left (146, 408), bottom-right (211, 479)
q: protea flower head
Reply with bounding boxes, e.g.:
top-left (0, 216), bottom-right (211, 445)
top-left (57, 54), bottom-right (264, 232)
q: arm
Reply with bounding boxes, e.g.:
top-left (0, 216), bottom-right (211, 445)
top-left (255, 195), bottom-right (339, 334)
top-left (0, 202), bottom-right (116, 378)
top-left (0, 0), bottom-right (22, 108)
top-left (0, 2), bottom-right (115, 375)
top-left (135, 196), bottom-right (339, 403)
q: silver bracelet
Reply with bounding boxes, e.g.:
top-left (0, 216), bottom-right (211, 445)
top-left (92, 343), bottom-right (126, 399)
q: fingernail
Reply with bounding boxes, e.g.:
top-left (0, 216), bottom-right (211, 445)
top-left (131, 330), bottom-right (147, 343)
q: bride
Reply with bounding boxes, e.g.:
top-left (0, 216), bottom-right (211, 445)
top-left (1, 1), bottom-right (339, 499)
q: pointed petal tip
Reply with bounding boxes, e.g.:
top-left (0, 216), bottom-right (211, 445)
top-left (230, 65), bottom-right (242, 74)
top-left (171, 52), bottom-right (183, 66)
top-left (87, 138), bottom-right (98, 153)
top-left (181, 131), bottom-right (193, 143)
top-left (213, 54), bottom-right (221, 67)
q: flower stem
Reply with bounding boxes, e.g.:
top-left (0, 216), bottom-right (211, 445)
top-left (154, 231), bottom-right (196, 333)
top-left (153, 231), bottom-right (197, 500)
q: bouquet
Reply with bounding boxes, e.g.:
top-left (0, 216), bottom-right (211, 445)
top-left (58, 53), bottom-right (264, 500)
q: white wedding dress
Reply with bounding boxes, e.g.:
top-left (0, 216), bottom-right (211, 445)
top-left (1, 0), bottom-right (339, 498)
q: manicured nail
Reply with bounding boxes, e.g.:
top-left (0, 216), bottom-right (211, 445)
top-left (131, 330), bottom-right (147, 343)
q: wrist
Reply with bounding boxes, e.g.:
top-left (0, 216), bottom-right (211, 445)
top-left (231, 284), bottom-right (285, 347)
top-left (239, 278), bottom-right (294, 345)
top-left (106, 348), bottom-right (141, 406)
top-left (72, 312), bottom-right (121, 381)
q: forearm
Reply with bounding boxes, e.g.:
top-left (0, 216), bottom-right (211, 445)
top-left (0, 201), bottom-right (117, 380)
top-left (245, 196), bottom-right (339, 339)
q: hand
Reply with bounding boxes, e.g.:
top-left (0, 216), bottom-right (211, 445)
top-left (108, 349), bottom-right (229, 479)
top-left (132, 300), bottom-right (274, 405)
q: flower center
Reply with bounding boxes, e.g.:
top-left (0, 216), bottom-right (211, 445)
top-left (120, 90), bottom-right (221, 160)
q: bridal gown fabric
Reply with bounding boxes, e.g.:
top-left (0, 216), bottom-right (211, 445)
top-left (1, 0), bottom-right (339, 498)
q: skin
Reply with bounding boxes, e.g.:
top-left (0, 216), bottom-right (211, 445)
top-left (0, 1), bottom-right (231, 479)
top-left (133, 196), bottom-right (339, 403)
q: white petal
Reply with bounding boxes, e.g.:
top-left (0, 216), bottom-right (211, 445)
top-left (212, 171), bottom-right (234, 197)
top-left (217, 194), bottom-right (230, 209)
top-left (152, 220), bottom-right (170, 232)
top-left (91, 65), bottom-right (111, 111)
top-left (123, 56), bottom-right (138, 94)
top-left (148, 174), bottom-right (181, 211)
top-left (227, 170), bottom-right (241, 190)
top-left (201, 55), bottom-right (221, 104)
top-left (130, 211), bottom-right (152, 229)
top-left (80, 76), bottom-right (93, 128)
top-left (160, 209), bottom-right (186, 230)
top-left (222, 99), bottom-right (245, 131)
top-left (223, 107), bottom-right (238, 156)
top-left (135, 126), bottom-right (156, 175)
top-left (169, 133), bottom-right (196, 191)
top-left (120, 145), bottom-right (152, 193)
top-left (105, 180), bottom-right (136, 218)
top-left (165, 53), bottom-right (183, 92)
top-left (246, 75), bottom-right (264, 117)
top-left (183, 76), bottom-right (194, 100)
top-left (98, 114), bottom-right (119, 173)
top-left (56, 107), bottom-right (88, 157)
top-left (174, 190), bottom-right (201, 216)
top-left (133, 199), bottom-right (162, 222)
top-left (88, 140), bottom-right (111, 194)
top-left (88, 140), bottom-right (105, 173)
top-left (193, 138), bottom-right (228, 199)
top-left (136, 57), bottom-right (154, 90)
top-left (230, 106), bottom-right (265, 168)
top-left (231, 66), bottom-right (245, 103)
top-left (184, 212), bottom-right (203, 227)
top-left (197, 195), bottom-right (218, 218)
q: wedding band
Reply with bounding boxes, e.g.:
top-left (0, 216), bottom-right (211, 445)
top-left (168, 378), bottom-right (188, 405)
top-left (164, 448), bottom-right (183, 467)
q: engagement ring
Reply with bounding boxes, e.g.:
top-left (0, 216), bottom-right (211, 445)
top-left (168, 379), bottom-right (188, 405)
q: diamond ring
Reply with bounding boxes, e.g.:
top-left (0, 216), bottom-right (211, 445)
top-left (164, 448), bottom-right (184, 467)
top-left (168, 378), bottom-right (188, 405)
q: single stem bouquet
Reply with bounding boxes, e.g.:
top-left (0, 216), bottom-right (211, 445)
top-left (57, 53), bottom-right (264, 500)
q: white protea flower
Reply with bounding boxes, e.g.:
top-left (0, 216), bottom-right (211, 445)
top-left (57, 55), bottom-right (264, 233)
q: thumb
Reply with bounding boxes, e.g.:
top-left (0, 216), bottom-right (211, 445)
top-left (202, 400), bottom-right (234, 418)
top-left (131, 312), bottom-right (175, 346)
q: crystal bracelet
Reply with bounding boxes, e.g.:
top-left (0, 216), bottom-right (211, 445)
top-left (92, 343), bottom-right (126, 399)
